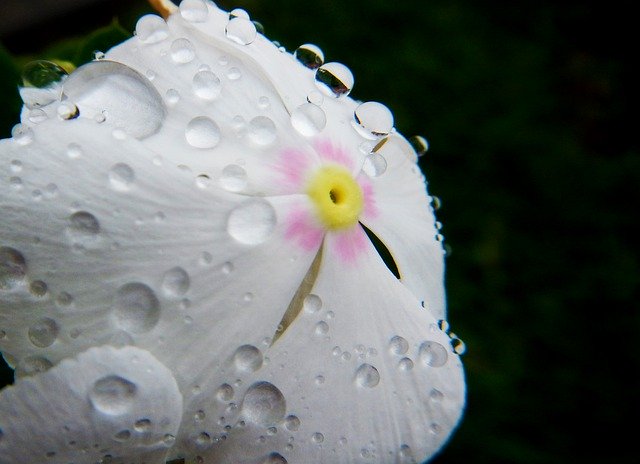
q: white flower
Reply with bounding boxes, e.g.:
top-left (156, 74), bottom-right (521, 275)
top-left (0, 1), bottom-right (465, 463)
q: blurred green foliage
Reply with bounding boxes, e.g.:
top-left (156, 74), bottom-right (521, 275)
top-left (0, 1), bottom-right (636, 463)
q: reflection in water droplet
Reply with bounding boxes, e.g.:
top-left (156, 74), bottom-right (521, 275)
top-left (220, 164), bottom-right (248, 192)
top-left (57, 102), bottom-right (80, 120)
top-left (354, 101), bottom-right (394, 138)
top-left (291, 103), bottom-right (326, 137)
top-left (185, 116), bottom-right (221, 149)
top-left (248, 116), bottom-right (277, 146)
top-left (355, 363), bottom-right (380, 388)
top-left (409, 135), bottom-right (429, 157)
top-left (241, 381), bottom-right (286, 426)
top-left (22, 60), bottom-right (67, 89)
top-left (315, 62), bottom-right (354, 98)
top-left (28, 318), bottom-right (59, 347)
top-left (233, 345), bottom-right (263, 372)
top-left (225, 17), bottom-right (257, 45)
top-left (109, 163), bottom-right (135, 191)
top-left (112, 282), bottom-right (161, 333)
top-left (429, 388), bottom-right (444, 402)
top-left (362, 153), bottom-right (387, 177)
top-left (135, 15), bottom-right (169, 44)
top-left (193, 70), bottom-right (222, 100)
top-left (294, 44), bottom-right (324, 69)
top-left (419, 341), bottom-right (448, 367)
top-left (0, 247), bottom-right (27, 291)
top-left (389, 336), bottom-right (409, 355)
top-left (227, 199), bottom-right (276, 245)
top-left (162, 267), bottom-right (190, 296)
top-left (180, 0), bottom-right (209, 22)
top-left (90, 375), bottom-right (137, 415)
top-left (450, 336), bottom-right (466, 355)
top-left (171, 38), bottom-right (196, 64)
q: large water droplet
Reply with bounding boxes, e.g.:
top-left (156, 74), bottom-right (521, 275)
top-left (227, 199), bottom-right (276, 245)
top-left (315, 62), bottom-right (354, 98)
top-left (135, 15), bottom-right (169, 44)
top-left (220, 164), bottom-right (248, 192)
top-left (28, 318), bottom-right (59, 347)
top-left (0, 247), bottom-right (27, 291)
top-left (63, 61), bottom-right (166, 139)
top-left (294, 44), bottom-right (324, 69)
top-left (90, 375), bottom-right (137, 415)
top-left (162, 267), bottom-right (190, 297)
top-left (248, 116), bottom-right (277, 146)
top-left (171, 38), bottom-right (196, 64)
top-left (112, 283), bottom-right (161, 333)
top-left (192, 70), bottom-right (222, 100)
top-left (233, 345), bottom-right (263, 372)
top-left (22, 60), bottom-right (67, 89)
top-left (68, 211), bottom-right (100, 243)
top-left (362, 153), bottom-right (387, 177)
top-left (355, 363), bottom-right (380, 388)
top-left (225, 17), bottom-right (257, 45)
top-left (290, 103), bottom-right (326, 137)
top-left (109, 163), bottom-right (135, 191)
top-left (185, 116), bottom-right (221, 149)
top-left (418, 341), bottom-right (448, 367)
top-left (389, 335), bottom-right (409, 355)
top-left (241, 381), bottom-right (286, 426)
top-left (354, 101), bottom-right (394, 138)
top-left (180, 0), bottom-right (209, 22)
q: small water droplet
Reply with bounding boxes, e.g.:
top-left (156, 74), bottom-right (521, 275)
top-left (29, 280), bottom-right (48, 296)
top-left (171, 38), bottom-right (196, 64)
top-left (227, 199), bottom-right (276, 245)
top-left (90, 375), bottom-right (137, 415)
top-left (389, 335), bottom-right (409, 355)
top-left (28, 318), bottom-right (59, 347)
top-left (450, 336), bottom-right (466, 355)
top-left (431, 196), bottom-right (442, 210)
top-left (221, 261), bottom-right (234, 274)
top-left (57, 101), bottom-right (79, 120)
top-left (429, 423), bottom-right (441, 435)
top-left (15, 356), bottom-right (52, 377)
top-left (284, 415), bottom-right (300, 431)
top-left (233, 345), bottom-right (263, 372)
top-left (314, 321), bottom-right (329, 336)
top-left (355, 363), bottom-right (380, 388)
top-left (67, 211), bottom-right (100, 243)
top-left (247, 116), bottom-right (277, 146)
top-left (162, 267), bottom-right (190, 296)
top-left (216, 383), bottom-right (234, 401)
top-left (112, 283), bottom-right (161, 333)
top-left (263, 453), bottom-right (287, 464)
top-left (258, 96), bottom-right (270, 109)
top-left (134, 419), bottom-right (151, 433)
top-left (315, 375), bottom-right (325, 385)
top-left (225, 17), bottom-right (257, 45)
top-left (114, 430), bottom-right (131, 441)
top-left (409, 135), bottom-right (429, 157)
top-left (186, 116), bottom-right (221, 149)
top-left (354, 101), bottom-right (394, 138)
top-left (11, 124), bottom-right (33, 145)
top-left (0, 247), bottom-right (27, 291)
top-left (135, 14), bottom-right (169, 43)
top-left (419, 341), bottom-right (448, 367)
top-left (398, 358), bottom-right (414, 371)
top-left (229, 8), bottom-right (250, 19)
top-left (165, 88), bottom-right (180, 106)
top-left (220, 164), bottom-right (248, 192)
top-left (429, 388), bottom-right (444, 402)
top-left (163, 434), bottom-right (176, 446)
top-left (362, 153), bottom-right (387, 177)
top-left (67, 143), bottom-right (82, 158)
top-left (28, 108), bottom-right (48, 124)
top-left (193, 70), bottom-right (222, 100)
top-left (312, 432), bottom-right (324, 444)
top-left (226, 67), bottom-right (242, 80)
top-left (307, 90), bottom-right (324, 106)
top-left (294, 43), bottom-right (324, 69)
top-left (109, 163), bottom-right (135, 191)
top-left (291, 103), bottom-right (326, 137)
top-left (241, 381), bottom-right (286, 426)
top-left (196, 432), bottom-right (212, 446)
top-left (180, 0), bottom-right (209, 22)
top-left (22, 60), bottom-right (67, 89)
top-left (315, 62), bottom-right (354, 98)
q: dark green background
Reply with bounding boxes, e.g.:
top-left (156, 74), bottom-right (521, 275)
top-left (1, 1), bottom-right (637, 463)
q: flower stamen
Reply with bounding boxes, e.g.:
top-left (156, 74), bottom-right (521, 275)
top-left (306, 165), bottom-right (363, 230)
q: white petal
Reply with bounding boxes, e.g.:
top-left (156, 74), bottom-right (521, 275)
top-left (180, 231), bottom-right (464, 463)
top-left (359, 134), bottom-right (447, 320)
top-left (0, 345), bottom-right (182, 464)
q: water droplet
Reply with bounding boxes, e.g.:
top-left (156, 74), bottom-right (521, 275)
top-left (109, 163), bottom-right (135, 191)
top-left (431, 196), bottom-right (442, 211)
top-left (225, 17), bottom-right (257, 45)
top-left (258, 96), bottom-right (270, 109)
top-left (15, 356), bottom-right (52, 377)
top-left (314, 321), bottom-right (329, 336)
top-left (362, 153), bottom-right (387, 177)
top-left (220, 164), bottom-right (248, 192)
top-left (11, 124), bottom-right (33, 145)
top-left (248, 116), bottom-right (277, 146)
top-left (29, 280), bottom-right (48, 296)
top-left (185, 116), bottom-right (221, 149)
top-left (227, 199), bottom-right (276, 245)
top-left (409, 135), bottom-right (429, 157)
top-left (229, 8), bottom-right (250, 19)
top-left (303, 294), bottom-right (322, 313)
top-left (180, 0), bottom-right (209, 22)
top-left (67, 143), bottom-right (82, 158)
top-left (399, 444), bottom-right (414, 460)
top-left (112, 282), bottom-right (161, 333)
top-left (28, 318), bottom-right (59, 347)
top-left (290, 103), bottom-right (326, 137)
top-left (171, 38), bottom-right (196, 64)
top-left (354, 101), bottom-right (394, 138)
top-left (216, 383), bottom-right (234, 401)
top-left (163, 434), bottom-right (176, 446)
top-left (193, 70), bottom-right (222, 100)
top-left (114, 430), bottom-right (131, 441)
top-left (90, 375), bottom-right (137, 415)
top-left (450, 336), bottom-right (466, 355)
top-left (133, 418), bottom-right (152, 432)
top-left (263, 453), bottom-right (287, 464)
top-left (226, 67), bottom-right (242, 80)
top-left (315, 375), bottom-right (325, 385)
top-left (306, 90), bottom-right (324, 106)
top-left (196, 432), bottom-right (212, 446)
top-left (398, 358), bottom-right (414, 371)
top-left (294, 44), bottom-right (324, 69)
top-left (429, 388), bottom-right (444, 402)
top-left (28, 108), bottom-right (48, 124)
top-left (233, 345), bottom-right (263, 372)
top-left (418, 341), bottom-right (448, 367)
top-left (0, 247), bottom-right (27, 291)
top-left (22, 60), bottom-right (67, 89)
top-left (312, 432), bottom-right (324, 444)
top-left (355, 363), bottom-right (380, 388)
top-left (162, 267), bottom-right (190, 296)
top-left (56, 101), bottom-right (80, 120)
top-left (68, 211), bottom-right (100, 242)
top-left (165, 88), bottom-right (180, 106)
top-left (389, 336), bottom-right (409, 355)
top-left (315, 62), bottom-right (354, 98)
top-left (135, 14), bottom-right (169, 43)
top-left (429, 423), bottom-right (441, 435)
top-left (221, 261), bottom-right (234, 274)
top-left (284, 415), bottom-right (300, 431)
top-left (241, 381), bottom-right (286, 426)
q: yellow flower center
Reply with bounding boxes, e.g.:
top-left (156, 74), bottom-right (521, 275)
top-left (306, 165), bottom-right (364, 230)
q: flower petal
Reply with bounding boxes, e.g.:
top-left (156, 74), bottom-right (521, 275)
top-left (359, 134), bottom-right (447, 319)
top-left (177, 232), bottom-right (464, 463)
top-left (0, 345), bottom-right (182, 464)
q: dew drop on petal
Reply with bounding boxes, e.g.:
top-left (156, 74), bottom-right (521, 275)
top-left (0, 247), bottom-right (27, 291)
top-left (315, 62), bottom-right (354, 98)
top-left (193, 70), bottom-right (222, 100)
top-left (29, 280), bottom-right (48, 297)
top-left (409, 135), bottom-right (429, 157)
top-left (11, 124), bottom-right (33, 146)
top-left (429, 388), bottom-right (444, 402)
top-left (354, 101), bottom-right (394, 138)
top-left (28, 108), bottom-right (48, 124)
top-left (233, 345), bottom-right (263, 372)
top-left (362, 153), bottom-right (387, 177)
top-left (398, 358), bottom-right (414, 371)
top-left (171, 38), bottom-right (196, 64)
top-left (241, 381), bottom-right (286, 426)
top-left (15, 356), bottom-right (52, 377)
top-left (185, 116), bottom-right (221, 149)
top-left (216, 383), bottom-right (235, 402)
top-left (180, 0), bottom-right (209, 22)
top-left (284, 415), bottom-right (300, 431)
top-left (355, 363), bottom-right (380, 388)
top-left (312, 432), bottom-right (324, 444)
top-left (112, 283), bottom-right (161, 333)
top-left (90, 375), bottom-right (137, 415)
top-left (290, 103), bottom-right (326, 137)
top-left (294, 43), bottom-right (324, 69)
top-left (229, 8), bottom-right (250, 19)
top-left (67, 212), bottom-right (100, 242)
top-left (418, 341), bottom-right (448, 367)
top-left (227, 199), bottom-right (276, 245)
top-left (227, 67), bottom-right (242, 80)
top-left (263, 453), bottom-right (287, 464)
top-left (220, 164), bottom-right (248, 192)
top-left (28, 318), bottom-right (59, 347)
top-left (135, 14), bottom-right (169, 44)
top-left (314, 321), bottom-right (329, 336)
top-left (225, 17), bottom-right (257, 45)
top-left (56, 102), bottom-right (79, 120)
top-left (166, 88), bottom-right (180, 105)
top-left (389, 335), bottom-right (409, 355)
top-left (109, 163), bottom-right (135, 191)
top-left (114, 429), bottom-right (131, 441)
top-left (303, 294), bottom-right (322, 313)
top-left (161, 267), bottom-right (190, 297)
top-left (248, 116), bottom-right (277, 146)
top-left (22, 60), bottom-right (67, 89)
